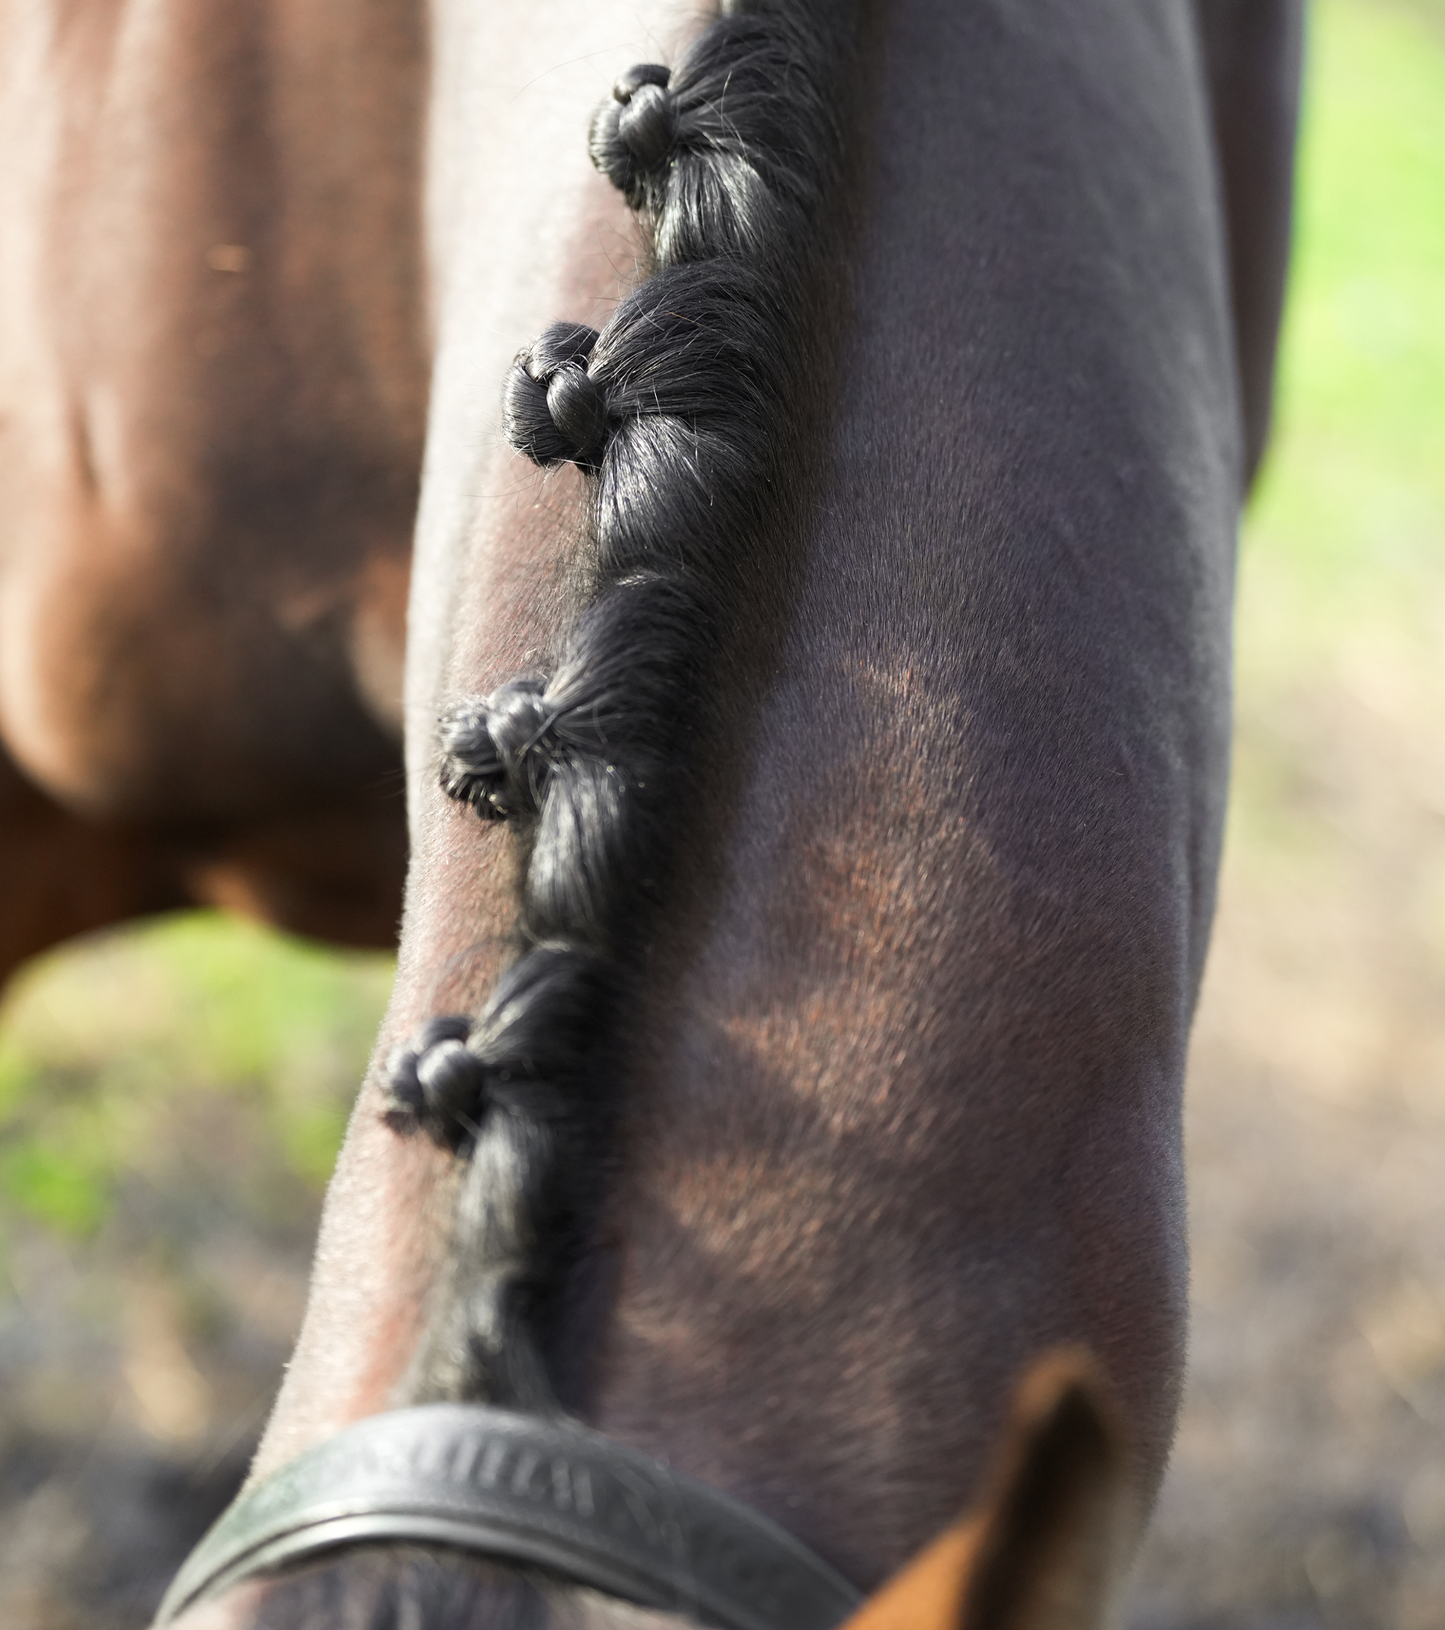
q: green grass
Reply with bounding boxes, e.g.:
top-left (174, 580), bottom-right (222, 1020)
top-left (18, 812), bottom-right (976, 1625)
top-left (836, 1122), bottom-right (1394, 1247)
top-left (0, 915), bottom-right (393, 1243)
top-left (1240, 0), bottom-right (1445, 673)
top-left (1224, 0), bottom-right (1445, 873)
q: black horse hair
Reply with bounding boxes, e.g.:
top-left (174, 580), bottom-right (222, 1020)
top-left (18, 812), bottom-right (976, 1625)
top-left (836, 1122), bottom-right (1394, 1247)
top-left (588, 8), bottom-right (835, 265)
top-left (379, 0), bottom-right (857, 1424)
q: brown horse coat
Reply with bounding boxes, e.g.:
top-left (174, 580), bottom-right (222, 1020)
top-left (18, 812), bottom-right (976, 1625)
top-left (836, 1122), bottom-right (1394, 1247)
top-left (242, 0), bottom-right (1296, 1623)
top-left (0, 0), bottom-right (429, 970)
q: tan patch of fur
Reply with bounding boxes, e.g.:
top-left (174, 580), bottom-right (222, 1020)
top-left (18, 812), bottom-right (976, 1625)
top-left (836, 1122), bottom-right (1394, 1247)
top-left (839, 1351), bottom-right (1132, 1630)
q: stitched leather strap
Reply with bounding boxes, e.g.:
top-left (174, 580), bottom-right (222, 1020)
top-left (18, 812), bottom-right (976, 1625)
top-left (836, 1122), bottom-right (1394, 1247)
top-left (155, 1405), bottom-right (862, 1630)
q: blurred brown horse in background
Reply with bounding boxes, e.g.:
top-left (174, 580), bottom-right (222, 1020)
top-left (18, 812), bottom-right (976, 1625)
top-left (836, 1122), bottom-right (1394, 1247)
top-left (0, 2), bottom-right (1300, 1626)
top-left (0, 0), bottom-right (426, 974)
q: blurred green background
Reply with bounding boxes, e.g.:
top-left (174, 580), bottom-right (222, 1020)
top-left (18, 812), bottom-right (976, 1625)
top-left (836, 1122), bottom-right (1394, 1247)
top-left (1220, 0), bottom-right (1445, 1109)
top-left (0, 913), bottom-right (391, 1252)
top-left (0, 1), bottom-right (1442, 1625)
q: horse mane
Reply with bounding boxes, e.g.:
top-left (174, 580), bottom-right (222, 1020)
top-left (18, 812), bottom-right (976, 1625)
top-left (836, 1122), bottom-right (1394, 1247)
top-left (380, 0), bottom-right (862, 1418)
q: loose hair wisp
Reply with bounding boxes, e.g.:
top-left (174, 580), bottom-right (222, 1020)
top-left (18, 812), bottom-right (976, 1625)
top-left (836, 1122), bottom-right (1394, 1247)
top-left (385, 0), bottom-right (855, 1413)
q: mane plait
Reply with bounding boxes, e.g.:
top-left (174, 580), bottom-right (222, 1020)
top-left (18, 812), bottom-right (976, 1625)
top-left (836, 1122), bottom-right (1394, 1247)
top-left (588, 6), bottom-right (838, 266)
top-left (386, 0), bottom-right (856, 1413)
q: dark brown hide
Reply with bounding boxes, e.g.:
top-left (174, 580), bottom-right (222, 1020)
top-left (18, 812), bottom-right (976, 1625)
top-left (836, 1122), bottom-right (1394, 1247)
top-left (224, 2), bottom-right (1299, 1627)
top-left (1194, 0), bottom-right (1303, 486)
top-left (0, 0), bottom-right (428, 969)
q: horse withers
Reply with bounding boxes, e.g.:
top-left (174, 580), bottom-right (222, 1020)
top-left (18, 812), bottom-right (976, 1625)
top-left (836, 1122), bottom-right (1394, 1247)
top-left (6, 0), bottom-right (1300, 1626)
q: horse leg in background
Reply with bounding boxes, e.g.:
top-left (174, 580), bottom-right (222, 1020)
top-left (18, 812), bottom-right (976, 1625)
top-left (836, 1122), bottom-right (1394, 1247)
top-left (0, 738), bottom-right (184, 982)
top-left (0, 733), bottom-right (413, 989)
top-left (1195, 0), bottom-right (1304, 489)
top-left (0, 0), bottom-right (426, 969)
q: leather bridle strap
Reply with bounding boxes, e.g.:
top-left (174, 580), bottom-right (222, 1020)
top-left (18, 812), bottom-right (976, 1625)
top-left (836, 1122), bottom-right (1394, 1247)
top-left (154, 1404), bottom-right (862, 1630)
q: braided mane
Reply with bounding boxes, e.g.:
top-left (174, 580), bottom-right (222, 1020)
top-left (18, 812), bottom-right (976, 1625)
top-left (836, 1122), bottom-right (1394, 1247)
top-left (384, 0), bottom-right (860, 1415)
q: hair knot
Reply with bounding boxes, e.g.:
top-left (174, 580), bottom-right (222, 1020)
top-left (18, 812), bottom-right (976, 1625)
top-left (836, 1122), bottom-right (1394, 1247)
top-left (438, 678), bottom-right (559, 821)
top-left (589, 64), bottom-right (676, 206)
top-left (502, 321), bottom-right (608, 470)
top-left (612, 62), bottom-right (671, 102)
top-left (385, 1015), bottom-right (490, 1138)
top-left (616, 81), bottom-right (676, 171)
top-left (544, 367), bottom-right (609, 469)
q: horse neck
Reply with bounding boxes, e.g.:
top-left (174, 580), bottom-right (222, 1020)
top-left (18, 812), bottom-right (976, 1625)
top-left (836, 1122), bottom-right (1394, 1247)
top-left (255, 0), bottom-right (1237, 1601)
top-left (587, 0), bottom-right (1236, 1577)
